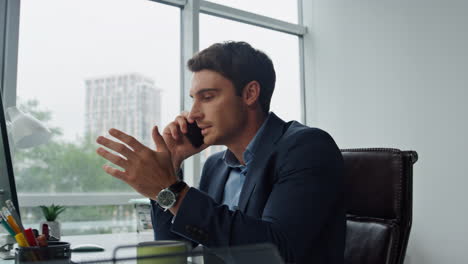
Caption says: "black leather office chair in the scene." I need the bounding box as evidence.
[341,148,418,264]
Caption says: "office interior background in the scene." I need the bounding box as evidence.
[0,0,467,263]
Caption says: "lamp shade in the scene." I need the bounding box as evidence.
[6,106,52,148]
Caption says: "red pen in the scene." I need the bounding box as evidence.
[24,228,38,246]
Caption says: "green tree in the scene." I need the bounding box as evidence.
[13,98,132,193]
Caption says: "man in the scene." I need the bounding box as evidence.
[96,41,345,264]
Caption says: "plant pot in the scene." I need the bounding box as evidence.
[39,221,61,240]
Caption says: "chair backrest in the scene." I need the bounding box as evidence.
[341,148,418,264]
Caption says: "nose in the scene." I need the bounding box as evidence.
[188,101,203,121]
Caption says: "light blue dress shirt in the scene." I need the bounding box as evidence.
[221,113,271,211]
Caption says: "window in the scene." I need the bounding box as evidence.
[14,0,180,235]
[3,0,307,234]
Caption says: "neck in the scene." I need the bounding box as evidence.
[226,111,267,165]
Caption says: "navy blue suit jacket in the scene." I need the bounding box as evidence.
[151,113,345,264]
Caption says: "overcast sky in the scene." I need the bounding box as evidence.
[16,0,300,142]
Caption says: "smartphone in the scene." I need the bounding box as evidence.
[185,121,204,148]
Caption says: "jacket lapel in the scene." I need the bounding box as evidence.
[237,113,286,212]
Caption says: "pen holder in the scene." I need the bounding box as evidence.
[15,241,71,264]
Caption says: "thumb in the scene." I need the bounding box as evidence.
[152,126,169,152]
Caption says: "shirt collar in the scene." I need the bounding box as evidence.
[223,113,272,168]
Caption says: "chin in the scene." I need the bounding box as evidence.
[202,135,214,145]
[204,133,220,146]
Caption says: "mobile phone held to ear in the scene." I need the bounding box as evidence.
[185,121,204,148]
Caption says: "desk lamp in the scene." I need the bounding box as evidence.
[6,106,52,149]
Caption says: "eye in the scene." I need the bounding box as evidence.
[202,95,214,101]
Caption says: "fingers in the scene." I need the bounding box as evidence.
[181,111,196,124]
[164,122,182,141]
[96,147,129,168]
[102,164,127,180]
[152,126,169,152]
[108,128,146,152]
[183,111,196,123]
[164,113,192,141]
[96,136,136,160]
[175,115,189,134]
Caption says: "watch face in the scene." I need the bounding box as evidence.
[156,189,176,208]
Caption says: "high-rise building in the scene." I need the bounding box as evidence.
[85,73,161,148]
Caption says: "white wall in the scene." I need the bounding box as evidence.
[303,1,468,263]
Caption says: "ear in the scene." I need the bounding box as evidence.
[242,81,261,107]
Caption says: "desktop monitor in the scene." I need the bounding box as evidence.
[0,92,20,219]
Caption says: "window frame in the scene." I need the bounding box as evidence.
[0,0,19,107]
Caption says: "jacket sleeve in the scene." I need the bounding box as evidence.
[169,129,345,263]
[150,170,199,248]
[150,156,219,247]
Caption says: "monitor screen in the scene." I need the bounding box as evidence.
[0,92,20,220]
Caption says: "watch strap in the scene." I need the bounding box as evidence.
[168,180,187,195]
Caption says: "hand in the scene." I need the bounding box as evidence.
[163,112,209,171]
[96,126,177,199]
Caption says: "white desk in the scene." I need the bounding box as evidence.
[0,232,155,263]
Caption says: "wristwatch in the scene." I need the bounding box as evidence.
[155,181,187,211]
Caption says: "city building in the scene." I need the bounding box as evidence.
[85,73,161,148]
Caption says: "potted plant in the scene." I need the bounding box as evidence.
[39,204,66,240]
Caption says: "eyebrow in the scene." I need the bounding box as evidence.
[190,88,220,98]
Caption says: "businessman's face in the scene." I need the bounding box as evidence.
[189,70,247,146]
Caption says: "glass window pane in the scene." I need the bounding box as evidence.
[208,0,298,23]
[21,205,137,235]
[198,14,301,176]
[15,0,180,235]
